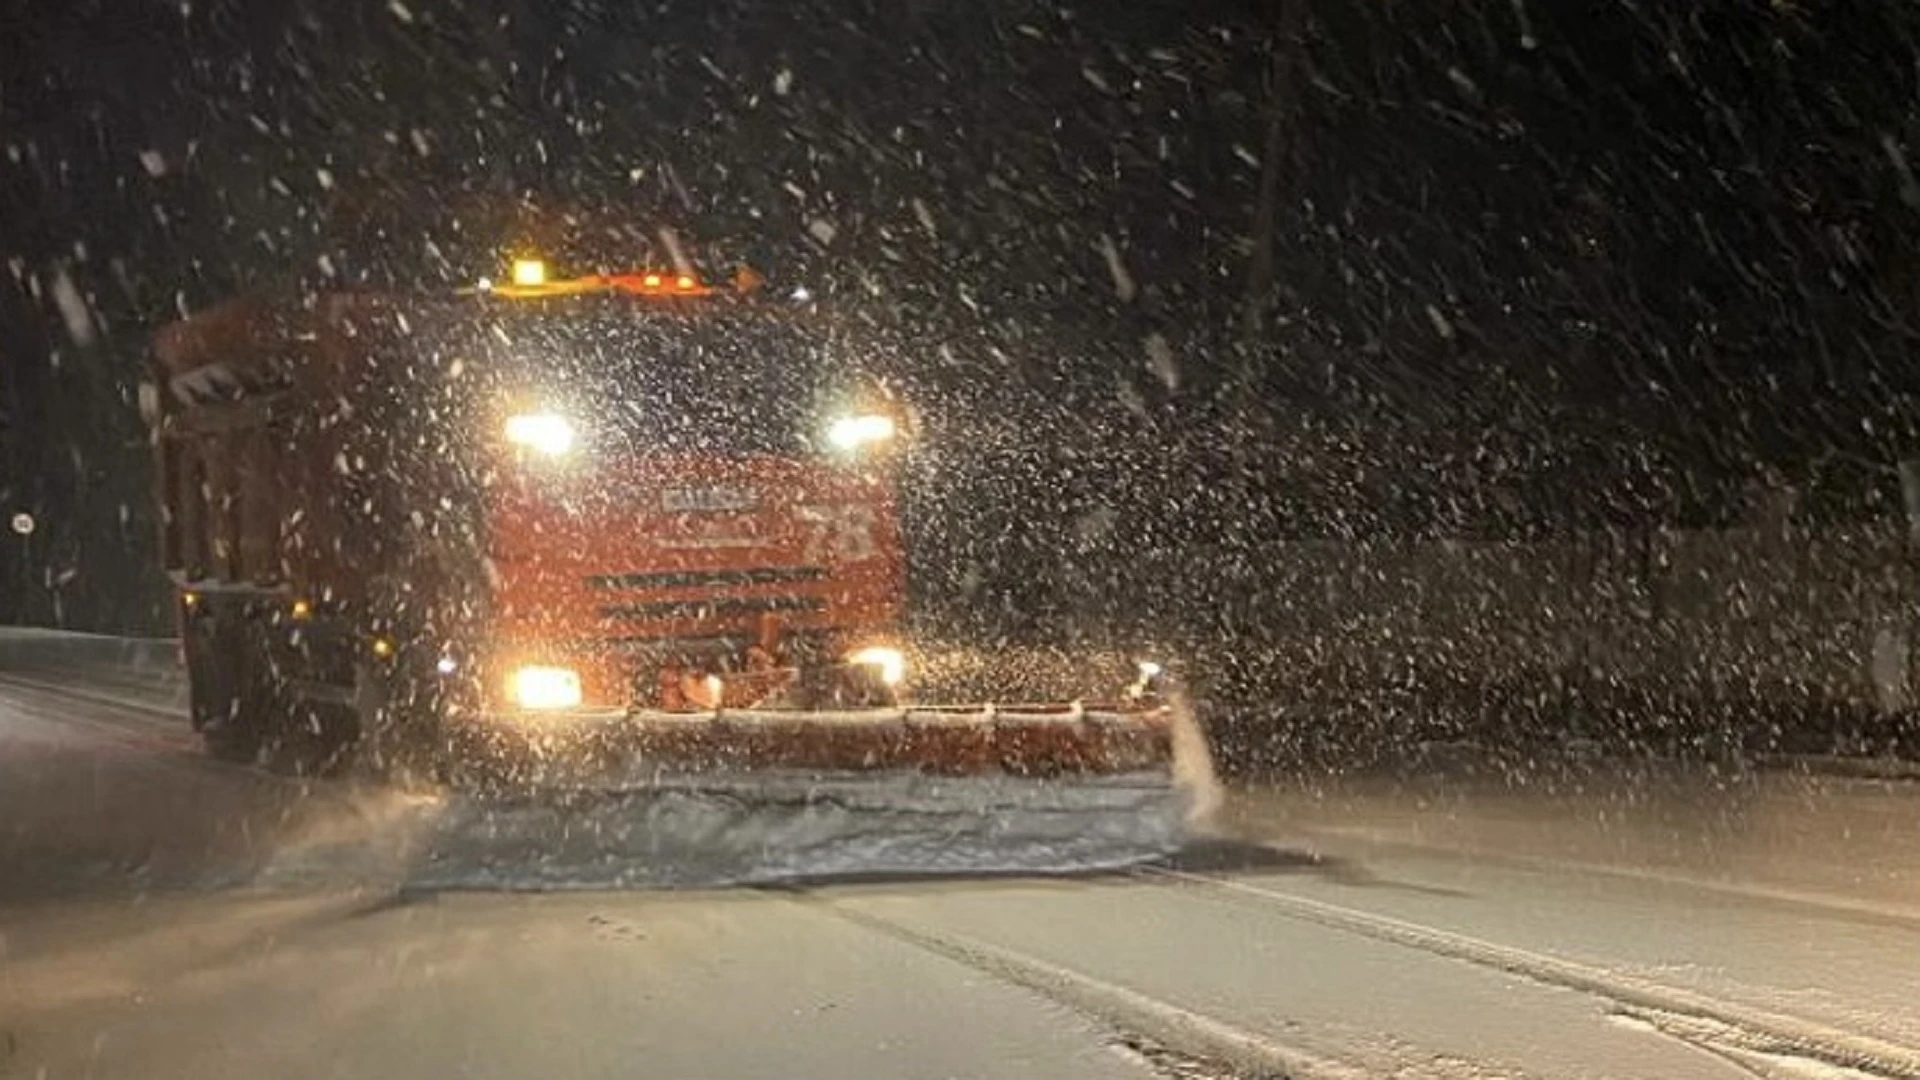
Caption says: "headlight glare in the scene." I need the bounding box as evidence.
[846,645,907,686]
[507,664,583,710]
[505,412,576,456]
[511,258,548,287]
[827,413,896,452]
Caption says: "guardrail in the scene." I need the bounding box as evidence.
[0,628,182,677]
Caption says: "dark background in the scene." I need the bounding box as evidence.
[7,0,1920,657]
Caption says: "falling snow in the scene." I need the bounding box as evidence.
[1097,233,1137,302]
[0,11,1918,1080]
[911,197,938,240]
[1144,333,1177,391]
[5,0,1920,916]
[47,266,95,347]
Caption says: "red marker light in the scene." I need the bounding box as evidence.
[642,273,663,289]
[676,274,697,290]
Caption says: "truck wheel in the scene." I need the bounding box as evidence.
[202,706,264,763]
[195,620,265,764]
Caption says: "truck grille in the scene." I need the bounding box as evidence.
[598,595,827,620]
[584,566,828,590]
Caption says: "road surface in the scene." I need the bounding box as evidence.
[3,646,1918,1079]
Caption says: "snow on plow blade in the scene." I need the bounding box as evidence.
[414,705,1197,888]
[449,704,1180,786]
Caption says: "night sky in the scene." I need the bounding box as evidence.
[6,0,1920,634]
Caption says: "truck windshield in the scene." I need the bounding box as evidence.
[487,304,839,456]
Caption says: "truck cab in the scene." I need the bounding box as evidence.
[152,266,909,769]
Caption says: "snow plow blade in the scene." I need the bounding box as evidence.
[412,704,1205,888]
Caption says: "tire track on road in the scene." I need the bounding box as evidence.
[802,893,1363,1080]
[1142,866,1920,1079]
[1278,823,1920,932]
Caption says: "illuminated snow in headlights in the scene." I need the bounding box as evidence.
[846,645,906,686]
[505,412,576,456]
[827,413,896,451]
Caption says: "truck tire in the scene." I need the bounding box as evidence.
[202,708,264,763]
[190,615,265,764]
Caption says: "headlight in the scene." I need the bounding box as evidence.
[506,664,583,710]
[827,413,896,452]
[846,645,906,686]
[505,412,576,456]
[510,258,548,287]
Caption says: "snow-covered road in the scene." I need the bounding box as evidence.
[4,657,1918,1079]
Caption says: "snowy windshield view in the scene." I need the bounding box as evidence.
[5,3,1920,1079]
[483,305,844,457]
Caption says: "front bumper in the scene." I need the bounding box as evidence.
[439,703,1177,794]
[484,628,899,712]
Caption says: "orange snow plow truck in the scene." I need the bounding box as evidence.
[149,259,1200,875]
